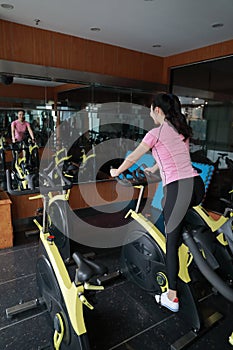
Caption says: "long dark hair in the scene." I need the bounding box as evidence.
[151,93,192,140]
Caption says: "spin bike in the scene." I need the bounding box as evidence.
[115,166,233,349]
[10,139,39,190]
[6,164,108,350]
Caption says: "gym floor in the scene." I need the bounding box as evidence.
[1,218,233,350]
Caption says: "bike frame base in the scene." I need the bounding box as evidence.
[170,311,222,350]
[6,297,45,319]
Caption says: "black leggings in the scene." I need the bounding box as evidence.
[162,176,205,290]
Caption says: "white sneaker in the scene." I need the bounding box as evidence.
[155,291,179,312]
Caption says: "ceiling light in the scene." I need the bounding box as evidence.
[212,23,224,28]
[1,3,14,9]
[90,27,101,31]
[34,19,40,26]
[152,44,161,48]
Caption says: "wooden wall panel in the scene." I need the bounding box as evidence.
[116,47,143,80]
[52,32,73,69]
[32,27,53,66]
[142,54,164,85]
[1,19,233,88]
[54,84,82,93]
[0,20,13,60]
[11,22,34,64]
[102,43,118,76]
[0,84,54,101]
[0,19,164,85]
[70,36,87,71]
[85,40,105,74]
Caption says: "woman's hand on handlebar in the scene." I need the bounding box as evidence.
[143,167,155,175]
[143,163,159,175]
[110,168,119,178]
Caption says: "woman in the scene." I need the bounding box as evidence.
[110,93,205,312]
[11,110,35,143]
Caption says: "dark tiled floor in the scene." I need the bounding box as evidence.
[1,236,233,350]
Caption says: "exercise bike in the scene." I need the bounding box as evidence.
[115,166,233,349]
[10,139,39,190]
[125,151,233,280]
[5,164,108,350]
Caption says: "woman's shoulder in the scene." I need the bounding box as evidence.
[148,126,161,135]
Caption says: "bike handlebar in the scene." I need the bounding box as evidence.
[113,165,161,187]
[183,230,233,303]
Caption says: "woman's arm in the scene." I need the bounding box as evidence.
[27,124,35,142]
[110,142,150,177]
[11,123,16,143]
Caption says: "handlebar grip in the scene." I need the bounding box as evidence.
[110,166,133,186]
[115,175,132,186]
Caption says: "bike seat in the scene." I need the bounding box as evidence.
[72,252,108,283]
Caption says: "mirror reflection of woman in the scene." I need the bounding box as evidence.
[11,110,35,143]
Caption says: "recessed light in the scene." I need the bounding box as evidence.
[1,3,14,9]
[212,23,224,28]
[152,44,161,48]
[90,27,101,32]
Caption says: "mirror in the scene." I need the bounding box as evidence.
[170,55,233,164]
[0,62,161,184]
[171,55,233,213]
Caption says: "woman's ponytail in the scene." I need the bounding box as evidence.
[151,93,192,141]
